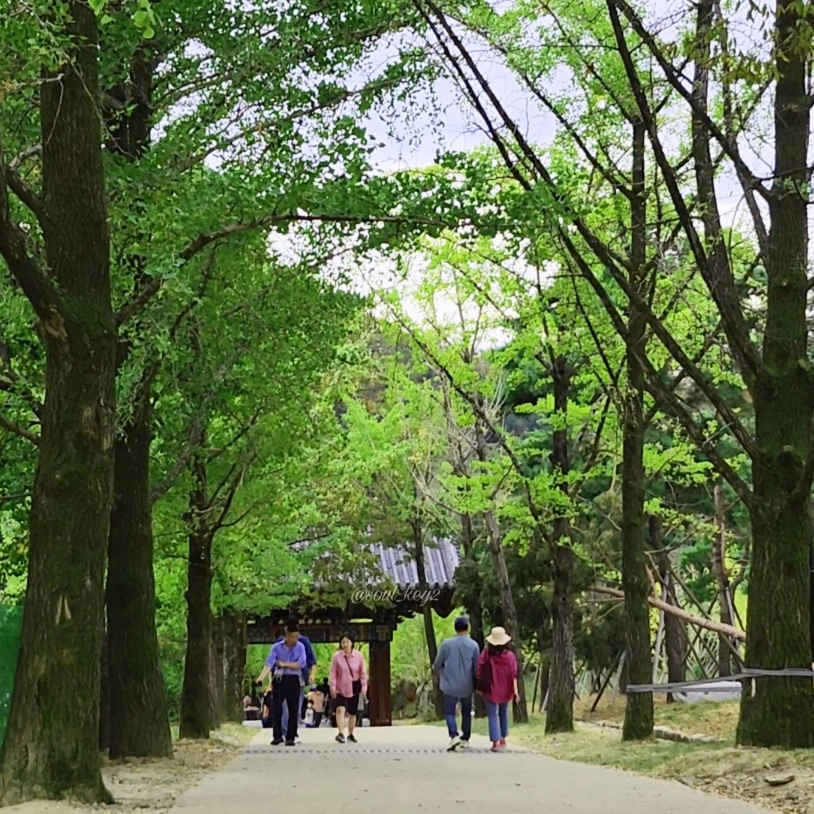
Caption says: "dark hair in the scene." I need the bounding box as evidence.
[285,615,299,629]
[286,623,300,634]
[339,633,355,649]
[487,643,506,655]
[454,616,469,632]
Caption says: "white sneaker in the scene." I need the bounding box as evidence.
[458,738,469,749]
[448,735,461,751]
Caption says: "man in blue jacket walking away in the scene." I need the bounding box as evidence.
[433,615,480,751]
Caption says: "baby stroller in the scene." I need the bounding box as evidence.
[261,688,274,729]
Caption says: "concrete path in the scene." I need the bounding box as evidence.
[170,725,772,814]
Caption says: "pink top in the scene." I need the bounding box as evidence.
[330,649,368,698]
[478,648,518,704]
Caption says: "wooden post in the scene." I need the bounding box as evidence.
[368,638,392,726]
[652,609,665,683]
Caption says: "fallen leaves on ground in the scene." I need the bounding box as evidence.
[2,724,254,814]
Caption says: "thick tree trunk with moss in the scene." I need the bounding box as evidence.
[545,356,575,733]
[621,120,653,741]
[106,399,172,758]
[179,456,215,740]
[739,493,814,746]
[734,0,814,749]
[0,3,116,804]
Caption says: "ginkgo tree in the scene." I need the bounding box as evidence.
[362,228,612,728]
[406,0,799,744]
[0,0,450,800]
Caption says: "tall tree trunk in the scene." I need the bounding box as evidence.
[810,531,814,665]
[621,120,653,741]
[460,512,486,718]
[0,2,116,803]
[99,629,111,752]
[412,516,444,719]
[440,381,486,716]
[106,398,172,758]
[222,612,247,723]
[422,605,443,718]
[545,356,575,733]
[179,455,214,739]
[712,481,733,677]
[539,650,552,712]
[210,616,225,730]
[648,515,686,702]
[474,418,528,723]
[103,50,170,760]
[736,0,814,749]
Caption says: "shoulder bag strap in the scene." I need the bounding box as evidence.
[344,652,357,680]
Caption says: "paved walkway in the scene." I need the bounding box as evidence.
[170,725,771,814]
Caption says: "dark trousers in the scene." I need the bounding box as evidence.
[444,693,473,740]
[273,676,301,741]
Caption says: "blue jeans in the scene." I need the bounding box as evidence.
[485,700,509,742]
[280,686,304,733]
[443,694,473,740]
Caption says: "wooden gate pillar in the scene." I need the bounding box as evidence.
[368,628,393,726]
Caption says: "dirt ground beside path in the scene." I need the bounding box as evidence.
[166,725,773,814]
[511,699,814,814]
[1,725,254,814]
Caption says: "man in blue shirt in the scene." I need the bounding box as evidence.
[256,623,307,745]
[433,615,480,751]
[258,616,317,739]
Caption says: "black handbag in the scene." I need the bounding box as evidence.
[477,652,492,694]
[345,653,363,696]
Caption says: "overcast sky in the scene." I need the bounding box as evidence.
[357,4,777,233]
[270,3,794,340]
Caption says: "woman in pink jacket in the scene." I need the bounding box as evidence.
[477,626,518,752]
[329,634,368,743]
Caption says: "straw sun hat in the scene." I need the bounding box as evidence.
[485,626,511,646]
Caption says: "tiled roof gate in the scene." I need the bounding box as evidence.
[247,536,460,727]
[371,537,459,590]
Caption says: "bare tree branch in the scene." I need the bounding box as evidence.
[4,167,46,224]
[0,134,60,322]
[0,412,39,445]
[606,1,763,391]
[211,459,253,534]
[608,0,771,205]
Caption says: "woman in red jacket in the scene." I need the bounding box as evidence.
[477,626,518,752]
